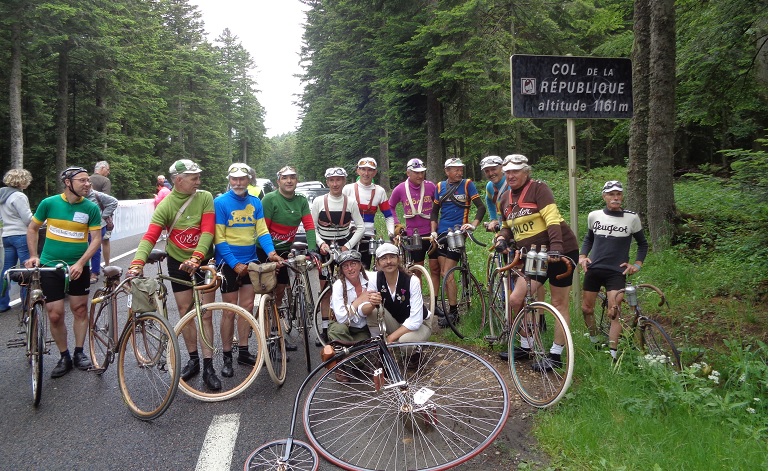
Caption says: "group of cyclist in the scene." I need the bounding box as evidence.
[13,149,646,388]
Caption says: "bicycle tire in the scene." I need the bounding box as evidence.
[175,302,265,402]
[485,271,509,344]
[440,266,486,339]
[117,312,180,420]
[244,439,319,471]
[407,264,435,316]
[508,301,574,408]
[89,287,115,371]
[31,303,45,407]
[639,318,682,370]
[296,288,313,373]
[312,285,332,346]
[304,342,509,471]
[258,294,286,385]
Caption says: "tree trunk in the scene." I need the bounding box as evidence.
[55,39,72,192]
[646,0,676,250]
[9,19,23,169]
[378,126,391,193]
[425,89,443,182]
[627,0,651,222]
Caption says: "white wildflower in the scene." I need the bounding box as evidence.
[747,407,756,414]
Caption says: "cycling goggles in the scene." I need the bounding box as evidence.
[357,158,377,169]
[325,167,348,178]
[480,156,503,170]
[602,180,623,193]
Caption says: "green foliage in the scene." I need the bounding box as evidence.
[536,335,767,470]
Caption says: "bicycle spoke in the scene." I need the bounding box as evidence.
[304,342,509,471]
[245,439,318,471]
[509,302,574,408]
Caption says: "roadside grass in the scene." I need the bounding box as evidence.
[376,165,767,469]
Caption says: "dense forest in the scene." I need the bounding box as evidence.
[0,0,766,244]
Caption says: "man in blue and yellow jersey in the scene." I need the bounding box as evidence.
[214,163,283,375]
[26,167,102,378]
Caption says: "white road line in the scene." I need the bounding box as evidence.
[196,413,241,471]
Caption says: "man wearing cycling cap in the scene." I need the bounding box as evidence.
[312,166,365,344]
[328,250,381,343]
[579,180,648,361]
[430,157,486,327]
[389,158,441,311]
[26,166,102,377]
[480,155,506,232]
[373,243,432,345]
[214,163,283,373]
[128,159,222,389]
[259,165,317,351]
[343,157,395,269]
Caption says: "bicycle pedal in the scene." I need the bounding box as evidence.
[484,335,498,343]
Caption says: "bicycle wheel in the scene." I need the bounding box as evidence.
[407,264,435,315]
[485,271,509,343]
[244,439,319,471]
[117,312,180,420]
[175,302,265,402]
[312,285,332,346]
[258,294,286,385]
[508,301,574,408]
[295,288,313,373]
[304,342,509,471]
[30,303,45,407]
[639,318,682,370]
[89,287,116,371]
[440,266,486,339]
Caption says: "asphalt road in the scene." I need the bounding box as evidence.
[0,234,517,470]
[0,234,334,471]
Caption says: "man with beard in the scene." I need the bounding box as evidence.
[214,163,282,373]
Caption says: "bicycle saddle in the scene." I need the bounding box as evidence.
[290,241,308,253]
[147,249,168,264]
[102,266,123,278]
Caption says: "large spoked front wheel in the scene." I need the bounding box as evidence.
[258,294,286,385]
[304,342,509,471]
[117,312,180,420]
[30,303,46,407]
[440,266,486,339]
[175,303,265,402]
[639,318,682,370]
[89,287,117,371]
[294,288,313,373]
[244,439,319,471]
[508,301,574,408]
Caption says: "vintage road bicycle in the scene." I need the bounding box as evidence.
[4,263,67,407]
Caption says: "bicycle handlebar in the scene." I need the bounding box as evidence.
[492,248,574,280]
[195,264,221,293]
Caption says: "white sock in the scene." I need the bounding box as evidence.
[520,337,532,349]
[322,320,329,329]
[610,348,617,359]
[550,343,564,355]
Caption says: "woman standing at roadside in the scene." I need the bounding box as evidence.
[0,169,34,313]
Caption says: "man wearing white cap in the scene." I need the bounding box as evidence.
[312,167,365,344]
[259,165,317,348]
[579,180,648,360]
[342,157,395,269]
[479,155,506,232]
[128,159,221,389]
[389,158,441,310]
[429,157,486,326]
[494,154,579,370]
[374,243,432,344]
[214,163,283,373]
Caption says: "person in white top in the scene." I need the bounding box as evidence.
[373,243,432,344]
[342,157,395,269]
[328,250,381,344]
[312,167,365,344]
